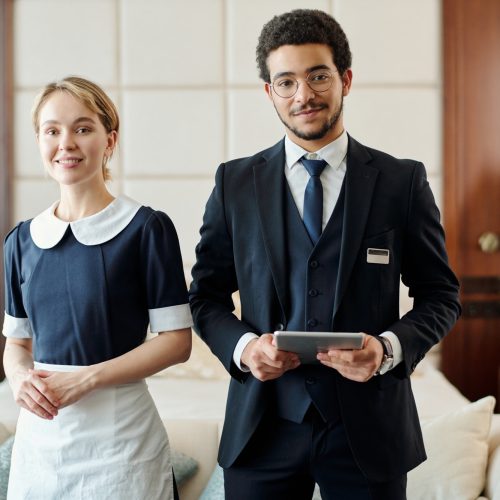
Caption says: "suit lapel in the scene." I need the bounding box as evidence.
[334,136,379,319]
[253,140,289,320]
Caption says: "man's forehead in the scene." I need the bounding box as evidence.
[267,44,335,73]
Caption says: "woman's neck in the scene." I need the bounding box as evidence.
[56,183,115,222]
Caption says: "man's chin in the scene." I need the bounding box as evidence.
[288,125,331,142]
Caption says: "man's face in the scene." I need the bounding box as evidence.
[265,43,352,150]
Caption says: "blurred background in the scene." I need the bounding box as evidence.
[4,0,444,268]
[0,0,499,408]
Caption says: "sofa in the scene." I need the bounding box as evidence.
[0,335,499,500]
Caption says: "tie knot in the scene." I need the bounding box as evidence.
[301,157,327,177]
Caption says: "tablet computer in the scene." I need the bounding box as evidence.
[274,331,364,364]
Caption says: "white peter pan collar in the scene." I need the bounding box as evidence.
[30,195,142,249]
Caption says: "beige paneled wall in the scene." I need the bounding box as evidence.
[13,0,442,274]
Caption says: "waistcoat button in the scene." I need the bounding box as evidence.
[308,289,318,297]
[309,260,319,268]
[307,318,318,327]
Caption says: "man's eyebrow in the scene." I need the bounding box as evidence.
[272,65,333,80]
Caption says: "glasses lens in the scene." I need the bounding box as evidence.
[272,71,334,98]
[307,70,333,92]
[272,77,298,98]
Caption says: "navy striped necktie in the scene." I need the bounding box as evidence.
[301,156,327,244]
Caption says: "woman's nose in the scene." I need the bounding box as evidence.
[58,132,76,150]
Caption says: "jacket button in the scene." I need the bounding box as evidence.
[309,260,319,268]
[274,323,284,331]
[307,318,318,327]
[306,377,316,385]
[308,289,318,297]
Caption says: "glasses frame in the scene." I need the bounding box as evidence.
[270,69,339,99]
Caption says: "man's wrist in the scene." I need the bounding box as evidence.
[373,335,394,375]
[233,332,259,372]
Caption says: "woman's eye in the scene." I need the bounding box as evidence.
[45,129,57,136]
[76,127,90,134]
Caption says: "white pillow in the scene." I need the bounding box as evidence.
[408,396,496,500]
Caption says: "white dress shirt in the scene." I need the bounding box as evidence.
[233,131,402,373]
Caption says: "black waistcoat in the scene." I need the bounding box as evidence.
[273,180,346,423]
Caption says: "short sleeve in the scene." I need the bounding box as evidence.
[3,224,33,338]
[141,211,193,333]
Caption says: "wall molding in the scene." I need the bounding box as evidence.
[0,0,14,379]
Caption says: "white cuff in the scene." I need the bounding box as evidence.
[149,304,193,333]
[380,331,403,373]
[233,332,259,372]
[3,313,33,338]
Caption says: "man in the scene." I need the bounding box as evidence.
[189,9,460,500]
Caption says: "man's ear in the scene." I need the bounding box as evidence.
[342,69,353,97]
[264,82,273,101]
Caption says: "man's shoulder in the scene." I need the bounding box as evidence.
[348,135,426,184]
[224,139,284,170]
[349,135,422,170]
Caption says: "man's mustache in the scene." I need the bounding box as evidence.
[290,103,328,115]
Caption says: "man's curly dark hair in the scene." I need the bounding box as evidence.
[256,9,352,83]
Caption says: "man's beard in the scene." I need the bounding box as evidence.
[274,97,343,141]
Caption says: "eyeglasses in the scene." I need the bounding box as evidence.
[271,69,338,98]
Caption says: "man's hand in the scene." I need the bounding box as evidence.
[241,334,300,381]
[316,334,383,382]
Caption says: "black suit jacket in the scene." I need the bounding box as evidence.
[189,136,460,481]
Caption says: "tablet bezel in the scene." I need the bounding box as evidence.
[274,330,364,364]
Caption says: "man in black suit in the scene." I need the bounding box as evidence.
[189,9,460,500]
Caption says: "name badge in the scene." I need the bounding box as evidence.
[367,248,390,265]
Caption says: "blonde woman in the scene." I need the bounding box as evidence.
[3,76,192,499]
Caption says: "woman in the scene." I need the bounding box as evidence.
[3,76,192,499]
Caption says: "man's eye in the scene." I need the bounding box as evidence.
[276,79,295,88]
[310,73,330,82]
[45,129,57,136]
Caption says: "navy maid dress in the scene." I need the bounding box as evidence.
[3,195,193,364]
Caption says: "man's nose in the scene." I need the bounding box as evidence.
[294,80,316,103]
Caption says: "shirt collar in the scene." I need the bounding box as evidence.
[30,195,142,249]
[284,129,348,171]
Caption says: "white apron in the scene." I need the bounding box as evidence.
[7,363,173,500]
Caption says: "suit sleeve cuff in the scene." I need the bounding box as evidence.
[233,332,259,372]
[380,331,403,373]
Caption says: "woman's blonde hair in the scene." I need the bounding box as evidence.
[32,76,119,181]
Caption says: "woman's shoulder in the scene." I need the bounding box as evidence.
[133,204,176,230]
[4,219,32,246]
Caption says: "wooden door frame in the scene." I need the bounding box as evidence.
[442,0,462,270]
[0,0,14,380]
[441,0,500,409]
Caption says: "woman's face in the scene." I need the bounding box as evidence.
[37,91,116,188]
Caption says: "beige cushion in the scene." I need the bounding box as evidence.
[164,419,221,500]
[408,396,496,500]
[0,423,11,445]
